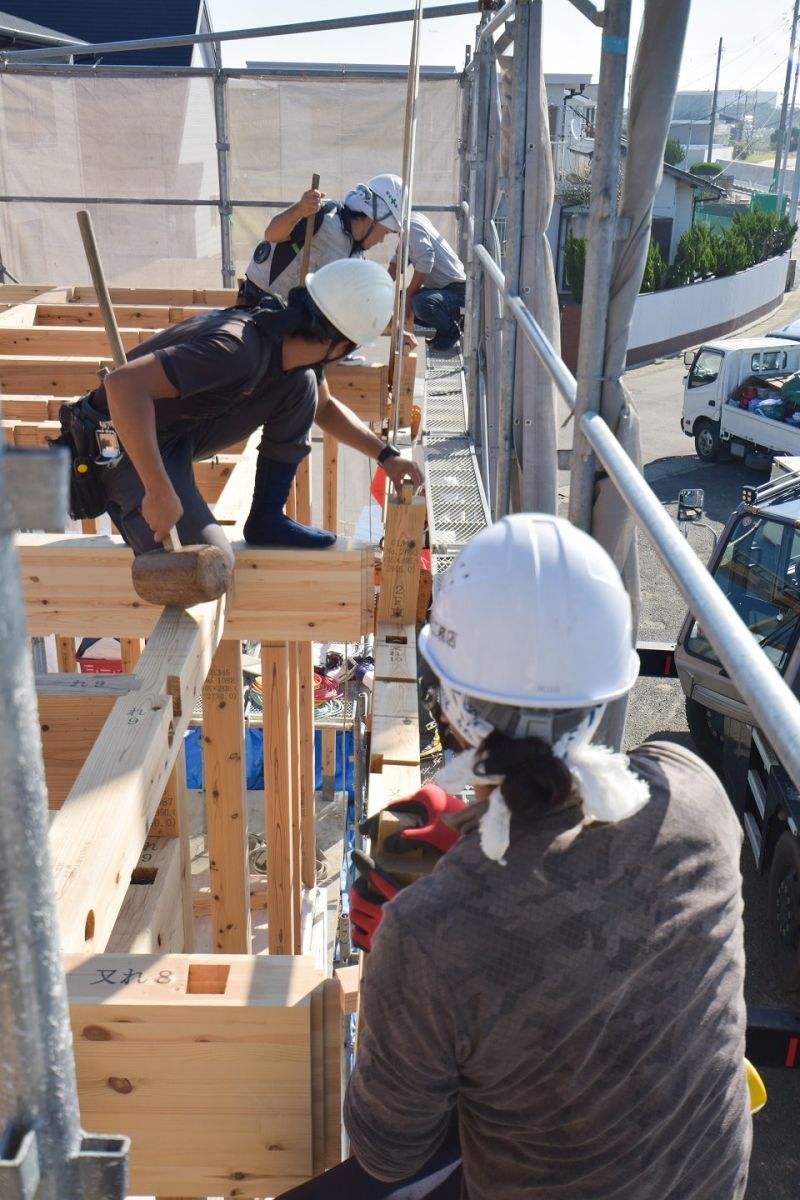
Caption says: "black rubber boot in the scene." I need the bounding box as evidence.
[243,457,336,549]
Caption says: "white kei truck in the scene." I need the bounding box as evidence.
[681,337,800,465]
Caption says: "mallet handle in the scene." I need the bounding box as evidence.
[300,173,321,281]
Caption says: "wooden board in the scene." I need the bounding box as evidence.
[261,642,296,956]
[71,285,237,306]
[376,490,426,625]
[369,680,421,767]
[66,952,325,1198]
[37,692,115,808]
[35,303,204,329]
[325,361,387,423]
[0,356,111,396]
[17,535,372,642]
[0,325,144,356]
[374,623,418,682]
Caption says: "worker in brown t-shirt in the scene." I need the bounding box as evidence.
[345,514,751,1200]
[76,259,421,564]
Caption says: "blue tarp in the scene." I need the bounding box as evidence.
[183,727,353,798]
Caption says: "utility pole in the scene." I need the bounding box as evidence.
[706,37,723,163]
[778,55,800,204]
[773,0,800,188]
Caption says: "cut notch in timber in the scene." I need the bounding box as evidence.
[186,963,231,994]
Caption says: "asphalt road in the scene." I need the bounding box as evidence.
[621,287,800,1199]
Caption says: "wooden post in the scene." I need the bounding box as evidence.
[322,432,338,536]
[321,726,336,803]
[289,642,303,952]
[55,636,76,672]
[299,642,316,889]
[261,641,296,955]
[296,456,312,525]
[376,483,426,626]
[202,639,251,954]
[120,637,143,672]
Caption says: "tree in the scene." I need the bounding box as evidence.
[564,233,587,304]
[689,161,723,178]
[770,126,800,152]
[668,223,718,286]
[641,238,667,292]
[664,136,685,167]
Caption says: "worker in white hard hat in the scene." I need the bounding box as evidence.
[238,173,404,307]
[344,513,751,1199]
[56,259,422,564]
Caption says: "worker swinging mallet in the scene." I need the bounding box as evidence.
[76,210,232,608]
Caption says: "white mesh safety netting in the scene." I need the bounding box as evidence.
[0,71,462,288]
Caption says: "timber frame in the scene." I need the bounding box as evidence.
[2,285,425,1197]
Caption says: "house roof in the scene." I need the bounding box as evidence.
[0,9,85,48]
[0,2,207,66]
[662,160,724,199]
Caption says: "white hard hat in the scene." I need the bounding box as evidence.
[366,174,404,231]
[306,258,395,346]
[418,514,640,709]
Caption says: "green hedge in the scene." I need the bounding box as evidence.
[689,161,723,177]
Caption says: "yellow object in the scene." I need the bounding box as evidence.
[745,1058,767,1113]
[76,462,89,474]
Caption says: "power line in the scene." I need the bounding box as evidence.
[679,18,791,91]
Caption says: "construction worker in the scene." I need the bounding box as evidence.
[345,514,751,1199]
[238,174,404,307]
[389,209,466,351]
[63,259,422,561]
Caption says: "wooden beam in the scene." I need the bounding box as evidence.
[119,637,143,673]
[106,836,184,955]
[0,356,111,396]
[35,303,198,329]
[261,642,296,956]
[66,952,323,1198]
[289,643,303,951]
[37,692,115,809]
[35,672,140,697]
[374,622,418,682]
[149,746,194,952]
[71,285,237,305]
[375,486,426,625]
[202,639,251,954]
[370,680,421,767]
[18,534,371,641]
[49,598,226,953]
[0,325,142,356]
[55,635,77,672]
[299,642,316,889]
[325,361,387,423]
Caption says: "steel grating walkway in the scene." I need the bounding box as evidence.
[421,344,490,586]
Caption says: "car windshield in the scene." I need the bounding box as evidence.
[689,348,723,388]
[686,514,800,675]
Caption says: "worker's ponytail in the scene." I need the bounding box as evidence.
[475,730,576,816]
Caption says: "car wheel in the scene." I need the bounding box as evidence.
[685,697,724,771]
[769,830,800,997]
[694,420,720,463]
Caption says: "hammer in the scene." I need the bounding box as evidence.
[76,210,232,607]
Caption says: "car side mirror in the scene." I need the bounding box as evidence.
[683,350,695,369]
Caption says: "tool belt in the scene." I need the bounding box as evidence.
[49,393,115,521]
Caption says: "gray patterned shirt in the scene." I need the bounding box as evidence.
[345,741,751,1199]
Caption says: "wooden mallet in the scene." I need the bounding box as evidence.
[76,210,233,607]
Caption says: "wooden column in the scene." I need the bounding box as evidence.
[296,456,312,524]
[55,636,76,672]
[289,642,303,952]
[120,637,143,672]
[202,639,251,954]
[261,641,296,954]
[376,484,426,625]
[321,726,336,803]
[299,642,316,888]
[148,745,194,952]
[323,432,338,536]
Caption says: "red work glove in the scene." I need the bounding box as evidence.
[379,784,468,854]
[348,849,401,953]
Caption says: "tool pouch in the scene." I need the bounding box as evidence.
[48,394,109,521]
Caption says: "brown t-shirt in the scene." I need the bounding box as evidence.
[93,308,284,433]
[345,742,751,1199]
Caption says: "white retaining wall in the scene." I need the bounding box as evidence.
[628,254,789,360]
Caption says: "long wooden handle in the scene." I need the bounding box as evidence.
[300,172,321,281]
[76,210,127,368]
[165,526,181,553]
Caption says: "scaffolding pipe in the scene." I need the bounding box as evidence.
[466,41,494,463]
[213,55,235,287]
[495,0,530,517]
[0,442,81,1196]
[566,0,632,534]
[475,0,517,48]
[388,0,424,445]
[0,4,481,62]
[471,229,800,796]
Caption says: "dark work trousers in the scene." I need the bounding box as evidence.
[276,1135,462,1199]
[100,366,318,554]
[411,282,465,340]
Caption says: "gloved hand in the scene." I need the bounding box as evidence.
[349,849,401,953]
[364,784,468,854]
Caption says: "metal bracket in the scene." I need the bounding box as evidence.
[72,1134,130,1199]
[0,1129,40,1200]
[1,446,69,533]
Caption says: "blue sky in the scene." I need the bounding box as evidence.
[206,1,794,101]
